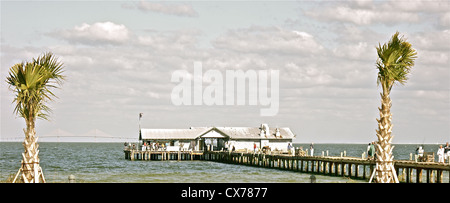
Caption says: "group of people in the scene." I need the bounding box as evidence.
[437,142,450,163]
[141,142,168,151]
[291,143,315,156]
[224,141,235,152]
[367,141,450,164]
[416,142,450,163]
[414,143,450,163]
[288,143,314,156]
[124,142,169,151]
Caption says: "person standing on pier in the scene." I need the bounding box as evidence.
[310,143,314,156]
[368,142,375,160]
[444,142,450,163]
[437,145,445,163]
[416,146,424,162]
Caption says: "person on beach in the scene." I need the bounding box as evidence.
[437,145,445,163]
[310,143,314,156]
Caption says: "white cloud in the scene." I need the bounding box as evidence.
[212,26,324,55]
[411,30,450,52]
[440,12,450,27]
[303,0,450,26]
[332,41,377,61]
[305,4,419,25]
[417,50,449,65]
[137,29,200,51]
[411,30,450,67]
[386,0,449,13]
[55,22,130,45]
[284,63,334,87]
[146,91,161,99]
[136,1,198,17]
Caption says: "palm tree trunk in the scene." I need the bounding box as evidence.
[373,84,399,183]
[12,120,45,183]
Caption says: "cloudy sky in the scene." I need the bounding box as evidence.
[1,0,449,143]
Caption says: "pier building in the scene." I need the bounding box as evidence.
[138,123,296,152]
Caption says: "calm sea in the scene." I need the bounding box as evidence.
[0,142,445,183]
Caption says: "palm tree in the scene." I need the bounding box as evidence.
[6,52,65,183]
[371,32,417,183]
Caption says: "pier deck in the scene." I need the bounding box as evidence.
[124,149,450,183]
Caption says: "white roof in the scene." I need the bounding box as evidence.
[140,128,209,140]
[140,126,295,140]
[216,127,295,139]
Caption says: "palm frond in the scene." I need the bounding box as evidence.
[33,52,65,85]
[375,31,417,92]
[5,52,65,122]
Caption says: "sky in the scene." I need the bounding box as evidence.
[1,0,449,143]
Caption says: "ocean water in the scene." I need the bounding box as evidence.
[0,142,445,183]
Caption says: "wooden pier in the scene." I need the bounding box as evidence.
[204,151,450,183]
[124,149,450,183]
